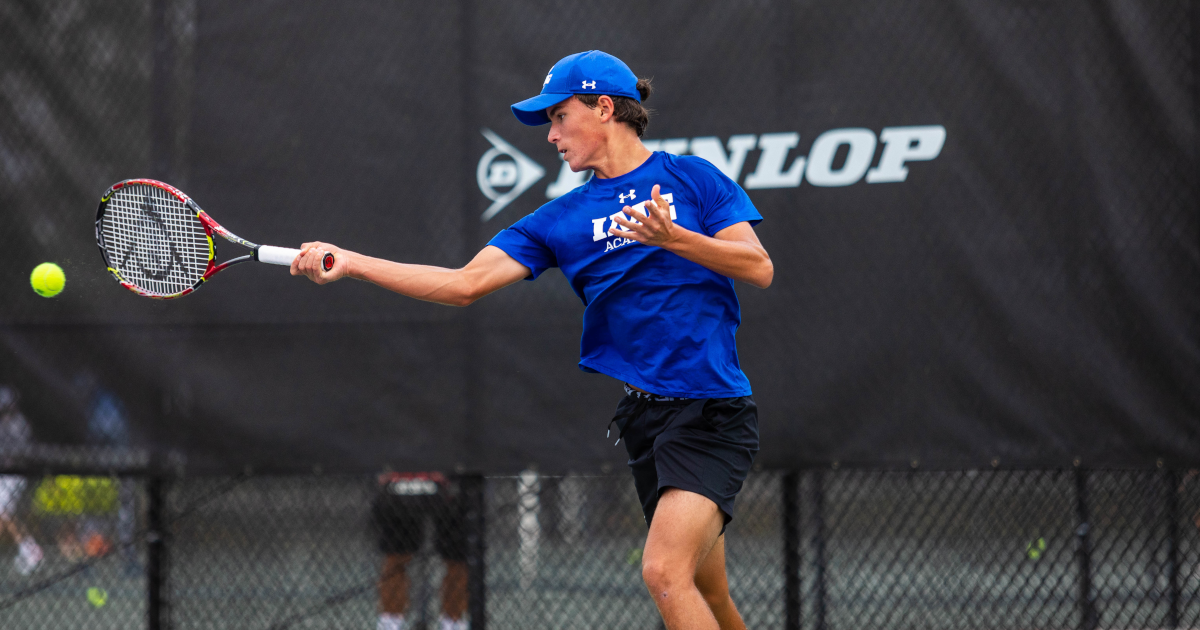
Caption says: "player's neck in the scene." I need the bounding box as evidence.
[589,133,653,180]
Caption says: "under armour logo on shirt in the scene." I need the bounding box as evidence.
[618,189,636,204]
[582,80,596,89]
[544,73,553,86]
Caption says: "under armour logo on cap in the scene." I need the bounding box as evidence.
[582,80,596,89]
[544,73,552,86]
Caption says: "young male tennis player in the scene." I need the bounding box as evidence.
[293,50,771,630]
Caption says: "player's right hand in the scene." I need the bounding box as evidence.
[292,241,350,285]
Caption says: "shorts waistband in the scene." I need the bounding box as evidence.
[623,384,693,403]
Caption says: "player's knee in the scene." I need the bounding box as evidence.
[641,557,687,595]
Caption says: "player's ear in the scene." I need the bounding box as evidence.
[597,95,615,121]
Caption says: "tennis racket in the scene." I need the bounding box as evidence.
[95,179,333,299]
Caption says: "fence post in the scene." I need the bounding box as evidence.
[462,473,487,630]
[1165,469,1180,629]
[783,471,801,630]
[1074,469,1097,630]
[813,470,827,630]
[147,475,168,630]
[150,0,174,181]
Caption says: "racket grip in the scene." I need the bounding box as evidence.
[255,246,302,266]
[256,246,335,271]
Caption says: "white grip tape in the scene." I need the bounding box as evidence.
[256,245,301,266]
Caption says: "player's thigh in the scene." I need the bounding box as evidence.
[643,488,724,579]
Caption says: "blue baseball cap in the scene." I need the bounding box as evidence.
[511,51,640,126]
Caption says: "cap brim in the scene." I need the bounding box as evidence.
[511,93,572,126]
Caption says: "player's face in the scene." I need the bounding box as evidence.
[546,97,607,172]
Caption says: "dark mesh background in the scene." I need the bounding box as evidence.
[1,1,1198,470]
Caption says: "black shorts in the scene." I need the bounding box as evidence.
[371,476,467,562]
[611,390,759,531]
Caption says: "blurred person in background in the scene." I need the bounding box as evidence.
[82,375,136,569]
[373,471,468,630]
[53,374,136,568]
[0,386,43,575]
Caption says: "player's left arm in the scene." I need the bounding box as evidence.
[609,184,773,288]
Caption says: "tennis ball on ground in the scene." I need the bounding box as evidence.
[1026,537,1046,560]
[87,587,108,607]
[30,262,65,298]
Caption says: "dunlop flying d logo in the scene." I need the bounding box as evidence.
[477,129,546,221]
[120,194,184,280]
[476,125,946,221]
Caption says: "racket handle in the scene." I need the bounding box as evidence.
[256,246,337,271]
[255,246,301,266]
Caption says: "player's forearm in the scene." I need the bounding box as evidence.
[346,252,476,306]
[661,229,774,288]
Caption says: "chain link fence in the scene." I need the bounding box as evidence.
[0,466,1196,629]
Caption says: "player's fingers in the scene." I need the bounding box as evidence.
[312,249,327,283]
[610,213,644,234]
[608,224,647,243]
[300,248,323,281]
[625,205,658,228]
[643,199,669,226]
[649,185,669,218]
[608,225,646,242]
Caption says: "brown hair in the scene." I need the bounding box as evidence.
[574,78,654,137]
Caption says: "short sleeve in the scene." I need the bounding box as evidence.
[486,207,560,280]
[677,155,763,236]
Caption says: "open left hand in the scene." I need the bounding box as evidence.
[609,184,680,247]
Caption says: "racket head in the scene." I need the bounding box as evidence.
[95,179,215,299]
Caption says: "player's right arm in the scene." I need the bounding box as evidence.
[291,244,530,307]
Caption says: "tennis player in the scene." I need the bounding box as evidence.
[294,50,771,630]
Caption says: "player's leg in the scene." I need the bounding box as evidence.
[434,485,469,629]
[693,534,747,630]
[380,553,413,618]
[617,392,758,629]
[373,487,423,630]
[641,488,724,630]
[0,476,41,575]
[0,476,24,542]
[440,560,468,627]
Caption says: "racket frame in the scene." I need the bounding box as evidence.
[96,179,263,299]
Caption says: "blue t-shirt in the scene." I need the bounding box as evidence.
[487,151,763,398]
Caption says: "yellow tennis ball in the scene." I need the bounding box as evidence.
[87,586,108,607]
[1027,537,1046,560]
[30,262,65,298]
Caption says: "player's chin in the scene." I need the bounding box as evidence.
[563,153,585,172]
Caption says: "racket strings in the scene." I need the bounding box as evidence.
[101,184,210,296]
